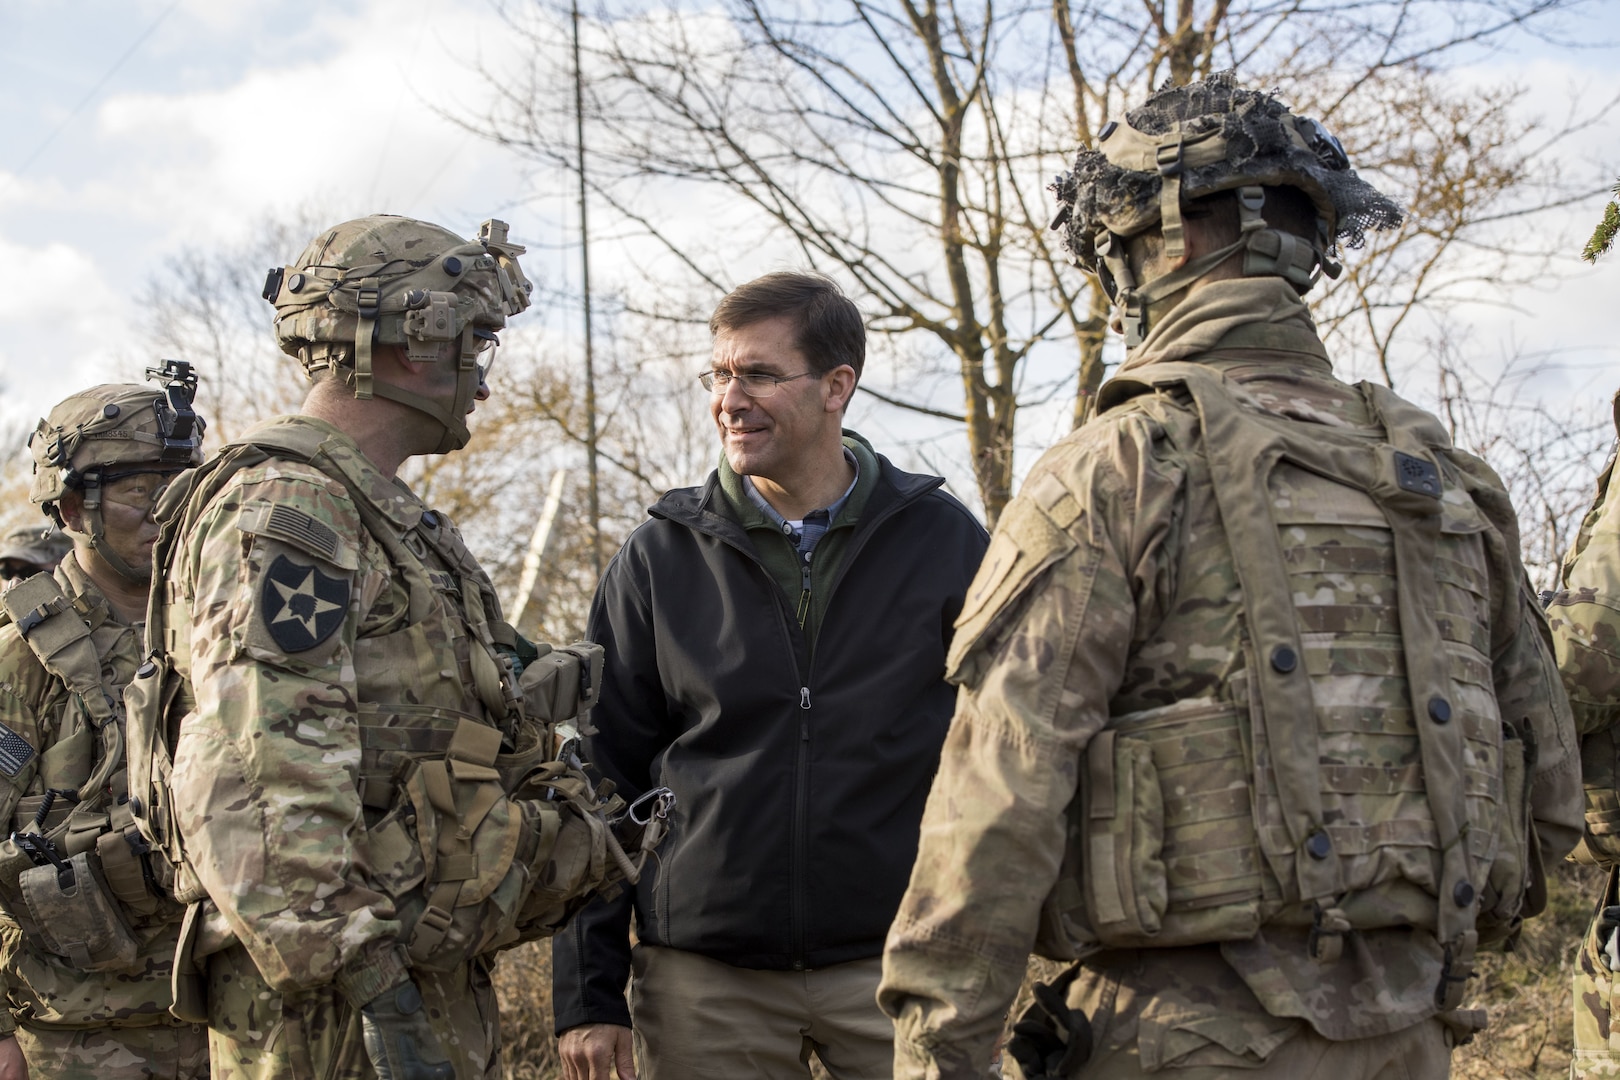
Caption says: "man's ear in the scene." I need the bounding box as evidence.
[823,365,857,414]
[57,492,84,533]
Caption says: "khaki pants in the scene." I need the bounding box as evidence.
[630,944,893,1079]
[1062,948,1457,1080]
[18,1021,209,1080]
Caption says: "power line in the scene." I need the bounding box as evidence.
[1,0,181,193]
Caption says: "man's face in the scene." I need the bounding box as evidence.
[63,462,176,579]
[709,315,837,483]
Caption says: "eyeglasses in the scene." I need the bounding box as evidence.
[97,468,184,513]
[698,370,818,397]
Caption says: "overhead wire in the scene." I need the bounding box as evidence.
[0,0,182,195]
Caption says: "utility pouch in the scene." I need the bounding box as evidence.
[517,643,604,725]
[19,849,139,972]
[399,718,526,971]
[1076,700,1263,949]
[169,899,209,1024]
[1480,723,1538,944]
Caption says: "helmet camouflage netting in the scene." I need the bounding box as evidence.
[1050,71,1403,275]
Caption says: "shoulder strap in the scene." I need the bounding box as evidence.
[1,572,123,804]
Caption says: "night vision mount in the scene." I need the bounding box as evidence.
[144,359,205,465]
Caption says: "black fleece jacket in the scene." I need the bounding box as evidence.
[552,441,988,1033]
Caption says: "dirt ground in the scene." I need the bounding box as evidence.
[493,860,1607,1079]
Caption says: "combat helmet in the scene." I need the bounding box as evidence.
[1049,72,1403,345]
[28,362,206,583]
[263,215,533,454]
[0,524,71,578]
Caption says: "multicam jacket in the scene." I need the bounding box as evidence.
[1548,391,1620,1079]
[1550,391,1620,837]
[879,277,1581,1078]
[0,552,183,1032]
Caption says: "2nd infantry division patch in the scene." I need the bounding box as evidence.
[261,554,349,653]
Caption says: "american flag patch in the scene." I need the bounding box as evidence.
[0,723,36,778]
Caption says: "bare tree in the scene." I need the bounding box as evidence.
[460,0,1604,525]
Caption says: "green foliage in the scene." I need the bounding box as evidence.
[1582,179,1620,263]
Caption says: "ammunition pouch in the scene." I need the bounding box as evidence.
[18,849,138,972]
[0,798,172,973]
[363,713,663,972]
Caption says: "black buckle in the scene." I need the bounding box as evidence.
[356,284,380,320]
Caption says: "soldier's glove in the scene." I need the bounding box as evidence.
[359,981,454,1080]
[1006,978,1091,1079]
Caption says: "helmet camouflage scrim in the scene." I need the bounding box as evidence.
[1049,72,1403,345]
[263,214,534,454]
[28,364,206,582]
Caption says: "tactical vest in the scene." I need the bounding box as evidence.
[1032,364,1540,1012]
[123,423,664,1000]
[0,569,174,974]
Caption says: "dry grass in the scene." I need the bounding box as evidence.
[493,863,1606,1078]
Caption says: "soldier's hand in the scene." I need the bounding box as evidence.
[559,1022,636,1080]
[0,1034,27,1080]
[359,981,454,1080]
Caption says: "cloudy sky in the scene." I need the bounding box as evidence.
[2,0,1619,474]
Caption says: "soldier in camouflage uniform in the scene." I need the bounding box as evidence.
[1548,392,1620,1080]
[878,72,1583,1080]
[0,376,208,1079]
[124,216,663,1080]
[0,526,71,593]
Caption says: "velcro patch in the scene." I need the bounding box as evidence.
[238,503,358,569]
[0,722,36,777]
[261,554,350,653]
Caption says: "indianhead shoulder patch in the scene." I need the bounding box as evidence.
[261,554,349,653]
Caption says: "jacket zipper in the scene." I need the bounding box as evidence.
[792,685,811,968]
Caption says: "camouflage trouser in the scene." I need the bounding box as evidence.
[1042,946,1461,1080]
[203,942,501,1080]
[1573,868,1620,1080]
[16,1020,209,1079]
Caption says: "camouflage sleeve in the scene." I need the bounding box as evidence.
[170,465,406,1000]
[1549,426,1620,863]
[879,416,1179,1079]
[1551,450,1620,736]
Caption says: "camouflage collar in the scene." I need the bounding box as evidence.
[237,415,426,534]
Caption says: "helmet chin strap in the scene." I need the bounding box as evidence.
[1100,186,1340,347]
[76,481,149,585]
[364,329,482,454]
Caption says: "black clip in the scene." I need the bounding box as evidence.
[261,266,285,303]
[12,831,74,890]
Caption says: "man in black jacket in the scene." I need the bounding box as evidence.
[554,272,989,1080]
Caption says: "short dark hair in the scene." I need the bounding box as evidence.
[709,271,865,380]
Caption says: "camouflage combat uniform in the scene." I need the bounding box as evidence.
[0,551,207,1078]
[878,277,1583,1079]
[1549,391,1620,1080]
[148,414,621,1080]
